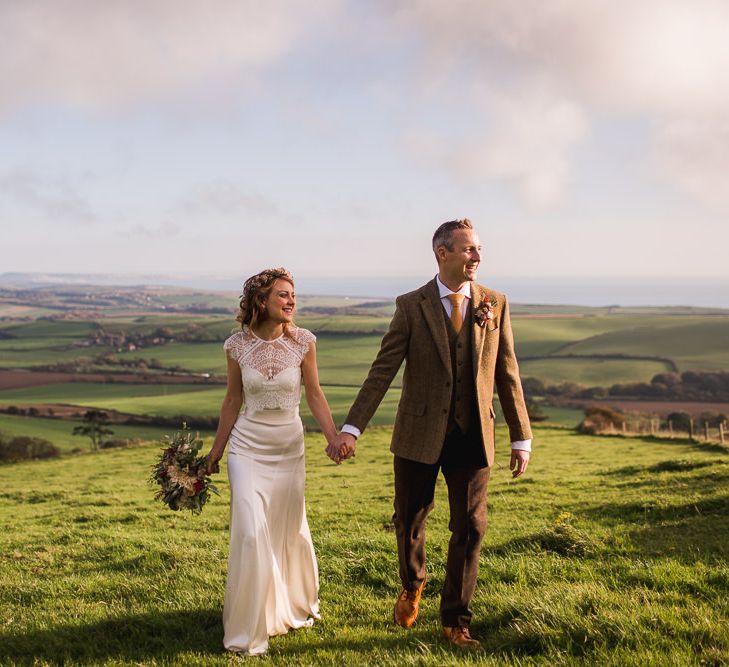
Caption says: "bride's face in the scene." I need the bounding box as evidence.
[264,279,296,324]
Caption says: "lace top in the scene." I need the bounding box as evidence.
[224,326,316,412]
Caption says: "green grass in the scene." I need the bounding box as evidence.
[314,335,402,386]
[296,315,394,333]
[111,342,227,373]
[0,414,180,453]
[520,358,674,387]
[561,318,729,371]
[0,320,99,338]
[0,426,727,665]
[0,383,403,429]
[510,315,642,357]
[108,334,400,384]
[0,348,107,369]
[0,382,212,405]
[528,405,585,428]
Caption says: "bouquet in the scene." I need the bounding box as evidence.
[150,425,218,513]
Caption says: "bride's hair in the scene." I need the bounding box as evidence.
[236,267,295,337]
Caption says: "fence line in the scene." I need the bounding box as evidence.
[600,418,728,445]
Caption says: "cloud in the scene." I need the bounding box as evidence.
[0,1,335,113]
[397,0,729,114]
[410,86,587,209]
[472,93,586,209]
[173,181,280,222]
[129,220,182,239]
[0,168,96,224]
[654,118,729,208]
[393,0,729,209]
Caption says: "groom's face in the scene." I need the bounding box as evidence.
[441,229,481,284]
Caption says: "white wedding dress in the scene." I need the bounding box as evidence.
[222,326,320,656]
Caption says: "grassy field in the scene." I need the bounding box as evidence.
[0,383,403,430]
[510,315,642,357]
[3,311,729,385]
[0,382,212,404]
[519,358,674,387]
[0,347,109,369]
[560,319,729,371]
[106,333,404,384]
[0,414,178,453]
[0,425,727,665]
[2,306,729,446]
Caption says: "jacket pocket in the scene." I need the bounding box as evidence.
[399,401,426,416]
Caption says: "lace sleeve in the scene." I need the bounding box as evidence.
[296,327,316,355]
[223,332,244,362]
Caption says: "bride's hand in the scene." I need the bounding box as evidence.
[205,447,223,475]
[325,433,343,464]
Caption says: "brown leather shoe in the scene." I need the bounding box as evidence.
[393,579,426,628]
[442,626,481,649]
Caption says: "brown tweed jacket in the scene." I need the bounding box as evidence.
[345,278,532,466]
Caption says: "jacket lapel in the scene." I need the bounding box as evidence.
[471,283,487,373]
[420,279,451,373]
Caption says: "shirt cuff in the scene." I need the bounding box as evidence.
[510,439,532,452]
[341,424,361,438]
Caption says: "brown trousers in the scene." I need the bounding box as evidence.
[393,426,490,628]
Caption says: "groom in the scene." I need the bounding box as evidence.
[328,219,532,648]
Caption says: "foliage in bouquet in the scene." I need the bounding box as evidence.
[150,425,218,513]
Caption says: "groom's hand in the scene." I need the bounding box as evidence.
[338,433,356,461]
[326,433,356,464]
[510,449,530,478]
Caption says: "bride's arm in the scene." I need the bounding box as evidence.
[206,356,243,473]
[301,343,337,446]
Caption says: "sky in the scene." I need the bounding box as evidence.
[1,1,728,289]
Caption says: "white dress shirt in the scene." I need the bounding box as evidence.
[343,275,532,453]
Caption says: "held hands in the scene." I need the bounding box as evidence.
[325,432,356,464]
[510,449,530,478]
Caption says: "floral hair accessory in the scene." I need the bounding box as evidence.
[474,296,497,328]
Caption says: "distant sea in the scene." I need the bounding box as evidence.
[160,275,729,309]
[2,273,728,309]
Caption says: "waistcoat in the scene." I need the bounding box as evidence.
[442,299,477,434]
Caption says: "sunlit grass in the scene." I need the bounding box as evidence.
[1,426,727,665]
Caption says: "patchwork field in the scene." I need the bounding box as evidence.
[2,295,729,447]
[559,318,729,371]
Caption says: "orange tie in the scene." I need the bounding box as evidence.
[447,294,465,334]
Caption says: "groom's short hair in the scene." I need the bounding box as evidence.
[432,219,473,254]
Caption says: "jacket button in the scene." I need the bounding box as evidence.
[457,343,463,349]
[445,382,451,387]
[443,408,448,414]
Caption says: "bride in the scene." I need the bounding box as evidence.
[205,267,337,656]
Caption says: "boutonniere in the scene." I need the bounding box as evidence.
[474,296,497,328]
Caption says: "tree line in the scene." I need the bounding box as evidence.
[523,370,729,402]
